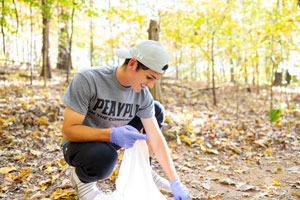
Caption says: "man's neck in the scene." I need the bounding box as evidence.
[116,66,130,87]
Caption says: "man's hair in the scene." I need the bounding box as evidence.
[123,58,168,72]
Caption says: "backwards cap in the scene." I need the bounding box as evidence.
[115,40,169,73]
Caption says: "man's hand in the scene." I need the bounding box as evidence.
[110,125,147,149]
[170,178,189,200]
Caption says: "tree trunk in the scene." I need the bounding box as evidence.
[67,1,75,83]
[1,0,6,56]
[286,70,291,84]
[273,71,282,86]
[90,9,94,67]
[210,15,225,106]
[255,51,259,94]
[56,6,69,71]
[147,20,162,102]
[40,0,51,81]
[211,34,217,106]
[252,63,255,87]
[206,39,210,86]
[174,42,179,79]
[243,56,248,84]
[30,2,33,85]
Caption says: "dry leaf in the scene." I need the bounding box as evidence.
[271,179,281,186]
[205,166,216,172]
[201,181,211,190]
[236,183,259,191]
[287,166,299,172]
[0,166,16,174]
[219,178,236,185]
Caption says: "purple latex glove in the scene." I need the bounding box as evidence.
[170,178,189,200]
[110,125,147,149]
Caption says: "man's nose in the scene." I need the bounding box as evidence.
[147,80,155,88]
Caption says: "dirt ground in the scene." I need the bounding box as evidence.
[0,71,300,199]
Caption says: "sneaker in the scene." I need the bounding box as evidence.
[151,169,172,192]
[70,167,102,200]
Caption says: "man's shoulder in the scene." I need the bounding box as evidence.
[78,66,116,75]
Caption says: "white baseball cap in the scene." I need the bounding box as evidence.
[115,40,169,74]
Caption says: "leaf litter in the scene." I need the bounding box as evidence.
[0,73,300,199]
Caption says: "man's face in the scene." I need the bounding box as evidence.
[128,59,163,93]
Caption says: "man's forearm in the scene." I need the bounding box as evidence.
[141,117,177,181]
[62,125,111,142]
[152,135,177,181]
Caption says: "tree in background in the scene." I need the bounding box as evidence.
[0,0,299,97]
[56,3,70,71]
[148,19,163,102]
[40,0,51,82]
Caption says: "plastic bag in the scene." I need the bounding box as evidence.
[95,141,167,200]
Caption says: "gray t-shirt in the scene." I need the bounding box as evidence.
[61,66,154,144]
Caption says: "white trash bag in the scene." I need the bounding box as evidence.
[95,141,167,200]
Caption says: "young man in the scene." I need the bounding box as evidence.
[61,40,189,200]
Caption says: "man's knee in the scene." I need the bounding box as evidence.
[73,142,118,182]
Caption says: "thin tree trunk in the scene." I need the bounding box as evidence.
[1,0,6,56]
[89,0,94,67]
[255,51,259,94]
[252,59,255,87]
[206,39,210,86]
[12,0,18,34]
[211,34,217,106]
[67,1,75,83]
[230,59,234,83]
[211,15,225,106]
[269,0,280,109]
[175,43,179,79]
[57,6,69,70]
[30,2,33,85]
[90,14,94,67]
[12,0,18,61]
[147,20,162,102]
[41,0,51,85]
[244,57,248,84]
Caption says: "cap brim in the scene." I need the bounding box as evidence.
[115,49,132,59]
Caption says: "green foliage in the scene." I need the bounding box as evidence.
[269,108,283,122]
[0,0,299,85]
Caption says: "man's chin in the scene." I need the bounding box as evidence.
[133,88,142,93]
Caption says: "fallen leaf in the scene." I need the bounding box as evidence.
[236,183,259,191]
[0,166,16,174]
[219,178,236,185]
[30,150,42,157]
[201,181,211,190]
[205,166,216,172]
[287,166,299,172]
[263,149,272,156]
[242,193,250,197]
[271,179,281,186]
[291,192,300,197]
[14,154,26,161]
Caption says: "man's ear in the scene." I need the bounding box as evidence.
[128,58,137,71]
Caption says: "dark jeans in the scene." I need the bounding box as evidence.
[63,101,165,183]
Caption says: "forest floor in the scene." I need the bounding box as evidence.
[0,69,300,200]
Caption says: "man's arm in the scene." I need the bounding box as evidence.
[62,106,111,142]
[141,116,177,181]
